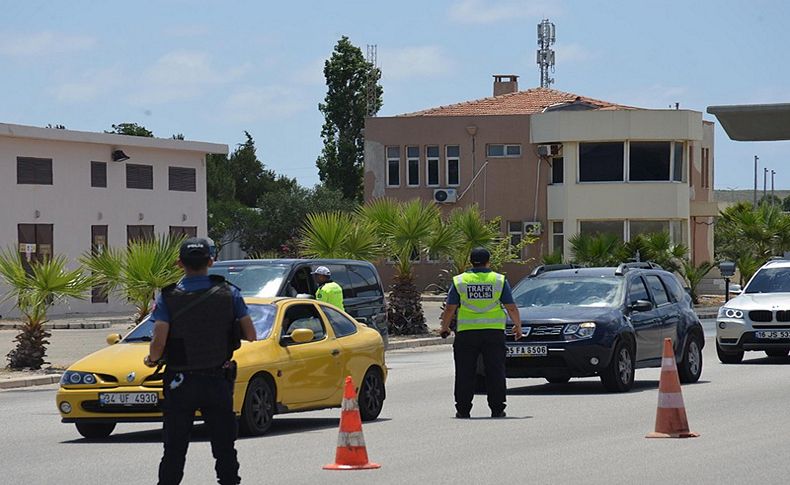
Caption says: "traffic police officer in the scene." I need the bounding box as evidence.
[312,266,345,311]
[440,247,523,418]
[144,237,256,485]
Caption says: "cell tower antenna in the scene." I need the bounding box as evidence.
[366,44,379,117]
[536,19,556,88]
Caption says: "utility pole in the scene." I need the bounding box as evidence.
[772,170,776,206]
[753,155,759,207]
[764,167,769,202]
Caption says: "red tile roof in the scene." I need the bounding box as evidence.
[399,87,636,117]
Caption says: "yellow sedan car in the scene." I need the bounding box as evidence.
[56,297,386,439]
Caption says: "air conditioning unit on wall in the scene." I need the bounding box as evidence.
[523,221,542,236]
[433,188,458,204]
[537,144,562,157]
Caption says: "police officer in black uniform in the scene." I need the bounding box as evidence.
[144,238,256,485]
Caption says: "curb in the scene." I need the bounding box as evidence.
[387,335,453,351]
[0,374,62,390]
[0,322,111,330]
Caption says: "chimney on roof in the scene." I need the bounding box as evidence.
[493,74,519,96]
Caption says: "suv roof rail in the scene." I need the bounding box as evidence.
[529,263,579,278]
[615,261,663,276]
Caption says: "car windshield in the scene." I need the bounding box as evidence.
[745,267,790,293]
[123,303,277,342]
[512,277,623,308]
[208,264,289,297]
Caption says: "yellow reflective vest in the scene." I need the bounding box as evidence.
[316,281,344,311]
[453,271,507,332]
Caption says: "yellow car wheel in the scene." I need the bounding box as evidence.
[240,376,275,436]
[358,368,385,422]
[75,422,116,439]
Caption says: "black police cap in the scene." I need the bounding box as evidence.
[179,237,211,260]
[470,247,491,264]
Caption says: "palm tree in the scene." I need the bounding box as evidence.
[569,233,625,267]
[681,260,714,304]
[299,211,380,261]
[0,250,91,369]
[81,235,184,323]
[443,205,497,275]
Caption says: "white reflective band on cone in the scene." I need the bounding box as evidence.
[337,431,366,447]
[341,398,359,411]
[657,392,685,408]
[661,357,676,369]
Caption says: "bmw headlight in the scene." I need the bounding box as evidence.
[718,307,744,319]
[60,371,97,386]
[564,322,596,339]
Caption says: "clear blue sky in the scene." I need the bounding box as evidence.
[2,0,789,190]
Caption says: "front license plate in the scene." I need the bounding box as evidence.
[756,330,790,340]
[99,392,158,406]
[506,345,548,357]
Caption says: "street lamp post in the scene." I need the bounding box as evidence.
[754,155,759,207]
[772,170,776,206]
[764,167,768,202]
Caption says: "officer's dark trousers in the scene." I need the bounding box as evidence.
[453,329,507,415]
[159,370,240,485]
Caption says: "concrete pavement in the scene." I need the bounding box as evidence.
[2,336,790,484]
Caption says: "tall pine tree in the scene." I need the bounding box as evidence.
[317,36,382,202]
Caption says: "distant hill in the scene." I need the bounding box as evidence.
[715,189,790,203]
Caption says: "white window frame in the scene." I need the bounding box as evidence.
[446,145,460,187]
[550,220,564,255]
[406,146,420,187]
[386,146,400,188]
[487,144,522,158]
[426,146,440,187]
[508,221,524,261]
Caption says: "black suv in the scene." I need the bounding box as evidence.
[504,263,704,392]
[209,259,388,345]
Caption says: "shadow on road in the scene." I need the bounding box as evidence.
[732,356,790,366]
[506,379,711,396]
[61,417,391,445]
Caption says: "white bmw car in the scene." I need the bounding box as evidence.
[717,259,790,363]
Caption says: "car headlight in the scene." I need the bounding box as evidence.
[718,307,744,319]
[564,322,596,339]
[60,371,97,386]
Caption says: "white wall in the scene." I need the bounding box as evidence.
[0,137,209,316]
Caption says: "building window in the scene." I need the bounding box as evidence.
[426,146,440,187]
[126,164,153,190]
[91,161,107,188]
[629,220,670,240]
[508,221,524,259]
[551,157,564,184]
[406,146,420,187]
[386,146,400,187]
[701,148,710,188]
[551,221,564,255]
[672,142,684,182]
[17,224,53,273]
[629,142,671,181]
[487,144,521,157]
[670,220,684,244]
[579,142,624,182]
[169,166,196,192]
[91,225,109,303]
[579,220,625,240]
[17,157,53,185]
[170,226,197,238]
[127,225,154,244]
[446,145,460,186]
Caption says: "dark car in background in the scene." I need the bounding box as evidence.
[209,259,389,346]
[503,263,703,392]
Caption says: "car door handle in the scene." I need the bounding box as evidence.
[331,349,340,357]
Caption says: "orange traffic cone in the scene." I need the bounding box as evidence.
[323,376,381,470]
[646,338,700,439]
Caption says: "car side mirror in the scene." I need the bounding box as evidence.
[289,328,314,344]
[629,300,653,313]
[106,333,122,345]
[729,284,743,295]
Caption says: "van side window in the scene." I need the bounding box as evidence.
[645,275,671,306]
[348,266,382,297]
[318,264,353,299]
[661,274,686,303]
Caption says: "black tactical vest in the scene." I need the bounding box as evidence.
[162,275,236,371]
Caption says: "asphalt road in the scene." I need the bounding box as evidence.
[3,330,790,484]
